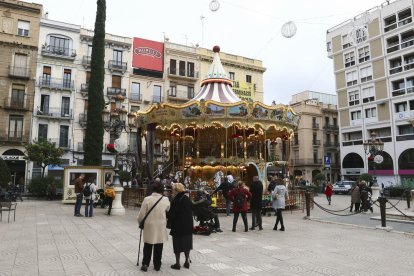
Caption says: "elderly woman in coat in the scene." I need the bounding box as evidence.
[272,179,288,231]
[137,181,170,272]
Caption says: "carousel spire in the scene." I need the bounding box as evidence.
[192,46,242,103]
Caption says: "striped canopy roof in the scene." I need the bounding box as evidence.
[192,46,242,103]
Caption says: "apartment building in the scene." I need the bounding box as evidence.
[289,91,340,183]
[326,0,414,185]
[0,0,42,186]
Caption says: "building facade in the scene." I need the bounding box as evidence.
[289,91,340,184]
[326,0,414,186]
[0,0,42,187]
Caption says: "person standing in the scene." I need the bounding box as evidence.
[212,176,233,216]
[228,181,252,232]
[350,182,361,212]
[325,182,333,205]
[137,181,170,272]
[167,183,193,270]
[73,174,85,217]
[84,176,97,217]
[250,176,263,230]
[272,180,288,231]
[104,183,115,216]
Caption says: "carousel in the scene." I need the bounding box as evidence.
[132,46,300,189]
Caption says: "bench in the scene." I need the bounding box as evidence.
[0,200,17,223]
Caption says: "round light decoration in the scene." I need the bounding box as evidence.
[114,138,127,153]
[348,25,368,46]
[281,21,297,38]
[374,155,384,164]
[209,0,220,12]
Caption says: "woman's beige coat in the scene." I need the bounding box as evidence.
[137,193,171,244]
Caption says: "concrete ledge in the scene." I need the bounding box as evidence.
[370,216,414,225]
[375,225,393,231]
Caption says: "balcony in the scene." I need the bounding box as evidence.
[389,65,403,75]
[79,113,87,127]
[291,158,322,166]
[108,60,127,73]
[38,77,74,91]
[167,89,191,102]
[323,124,339,131]
[312,140,321,146]
[8,66,30,79]
[386,40,400,53]
[342,139,363,146]
[82,56,91,68]
[3,97,30,111]
[0,132,28,143]
[35,107,73,120]
[80,83,89,96]
[324,141,340,149]
[47,138,71,149]
[129,93,142,102]
[107,87,126,97]
[312,123,319,129]
[168,67,199,81]
[41,45,76,60]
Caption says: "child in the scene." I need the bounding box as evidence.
[104,183,116,216]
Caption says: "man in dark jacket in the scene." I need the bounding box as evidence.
[212,176,233,216]
[250,176,263,230]
[73,174,85,217]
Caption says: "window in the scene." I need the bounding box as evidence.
[360,66,372,83]
[374,127,391,138]
[153,85,162,103]
[326,42,332,52]
[131,82,141,101]
[40,95,50,114]
[384,14,397,32]
[398,124,414,135]
[344,52,355,67]
[87,45,93,57]
[351,110,362,120]
[42,66,51,85]
[349,91,360,106]
[246,75,252,83]
[86,71,91,83]
[404,54,414,70]
[9,115,23,140]
[170,59,176,74]
[410,100,414,110]
[358,46,370,63]
[325,116,329,126]
[229,72,235,80]
[169,82,176,97]
[365,107,377,118]
[362,87,375,103]
[188,86,194,99]
[59,125,69,148]
[313,150,318,163]
[392,79,405,96]
[61,97,70,117]
[11,84,25,108]
[346,71,357,86]
[130,106,140,112]
[179,61,185,76]
[112,75,121,88]
[63,69,72,89]
[12,54,27,76]
[38,124,48,140]
[17,20,29,37]
[342,34,351,49]
[187,62,194,77]
[395,102,407,112]
[49,36,70,55]
[390,57,403,74]
[113,50,123,63]
[344,131,362,141]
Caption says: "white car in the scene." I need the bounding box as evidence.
[333,181,355,195]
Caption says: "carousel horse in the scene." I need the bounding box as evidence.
[184,175,192,188]
[174,171,183,183]
[213,171,224,188]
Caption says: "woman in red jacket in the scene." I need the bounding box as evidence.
[228,181,252,232]
[325,182,333,205]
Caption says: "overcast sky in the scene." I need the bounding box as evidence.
[35,0,385,104]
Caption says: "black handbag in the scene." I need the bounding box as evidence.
[139,195,163,229]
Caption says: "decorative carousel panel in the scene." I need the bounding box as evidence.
[271,108,284,121]
[206,104,225,116]
[252,105,268,119]
[228,104,248,117]
[182,104,202,118]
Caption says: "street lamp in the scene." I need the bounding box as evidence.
[101,95,136,215]
[363,131,384,200]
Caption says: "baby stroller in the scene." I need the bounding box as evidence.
[192,204,217,235]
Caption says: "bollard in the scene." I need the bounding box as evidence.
[378,196,387,228]
[405,190,411,209]
[305,191,311,217]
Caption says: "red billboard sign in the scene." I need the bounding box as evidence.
[132,37,164,72]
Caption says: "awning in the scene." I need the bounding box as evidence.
[48,165,65,171]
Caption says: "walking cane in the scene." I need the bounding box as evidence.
[137,228,143,266]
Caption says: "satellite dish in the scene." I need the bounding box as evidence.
[209,0,220,12]
[114,138,127,153]
[281,21,297,38]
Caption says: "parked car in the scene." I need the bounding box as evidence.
[333,181,355,195]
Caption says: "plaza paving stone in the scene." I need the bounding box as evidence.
[0,195,413,276]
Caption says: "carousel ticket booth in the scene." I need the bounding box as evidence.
[131,46,300,190]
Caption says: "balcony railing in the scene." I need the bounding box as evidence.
[291,158,322,166]
[80,83,89,93]
[312,140,321,146]
[107,87,126,97]
[108,60,127,73]
[36,107,73,119]
[324,142,340,148]
[130,93,142,102]
[82,56,91,67]
[0,131,27,142]
[8,66,30,79]
[323,124,339,131]
[38,77,74,91]
[79,113,87,126]
[312,123,319,129]
[392,87,406,97]
[48,138,71,149]
[41,45,76,60]
[3,97,30,111]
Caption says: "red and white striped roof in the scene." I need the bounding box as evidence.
[192,46,242,103]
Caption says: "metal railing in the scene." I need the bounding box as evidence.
[41,45,76,58]
[38,77,74,90]
[47,138,71,149]
[36,107,73,119]
[323,124,339,131]
[80,83,89,92]
[3,97,30,110]
[108,60,127,72]
[291,158,323,166]
[107,87,126,96]
[8,66,30,78]
[79,113,87,126]
[0,131,27,142]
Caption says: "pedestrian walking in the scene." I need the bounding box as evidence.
[228,181,251,232]
[325,182,333,205]
[137,181,170,272]
[350,182,361,212]
[250,176,263,230]
[73,174,85,217]
[104,182,115,216]
[167,183,193,270]
[272,179,288,231]
[84,176,97,217]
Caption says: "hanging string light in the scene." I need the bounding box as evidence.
[281,21,297,38]
[209,0,220,12]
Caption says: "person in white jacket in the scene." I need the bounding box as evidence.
[271,180,288,231]
[84,176,97,217]
[137,181,170,272]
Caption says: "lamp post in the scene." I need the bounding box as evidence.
[102,95,136,216]
[363,131,384,201]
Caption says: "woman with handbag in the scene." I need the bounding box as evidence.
[137,181,170,272]
[167,183,193,270]
[272,179,288,231]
